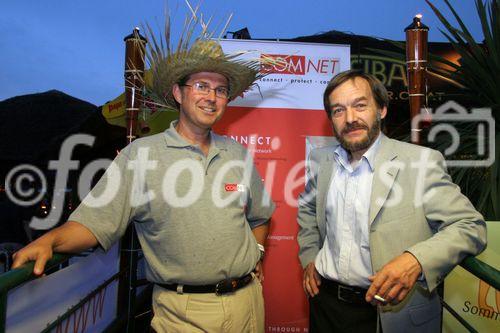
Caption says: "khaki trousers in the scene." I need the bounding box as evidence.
[151,277,264,333]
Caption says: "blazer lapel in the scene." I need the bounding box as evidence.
[317,149,336,237]
[369,136,400,225]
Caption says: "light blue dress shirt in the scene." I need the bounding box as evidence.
[315,134,383,288]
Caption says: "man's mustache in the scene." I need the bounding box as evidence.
[342,123,368,135]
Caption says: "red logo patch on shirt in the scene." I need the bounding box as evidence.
[225,183,238,191]
[225,183,245,192]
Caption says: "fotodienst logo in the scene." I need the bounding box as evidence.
[411,101,495,167]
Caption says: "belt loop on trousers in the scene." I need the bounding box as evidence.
[176,284,184,294]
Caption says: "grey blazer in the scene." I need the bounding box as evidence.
[297,135,487,332]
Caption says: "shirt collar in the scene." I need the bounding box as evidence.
[163,119,227,151]
[334,132,384,172]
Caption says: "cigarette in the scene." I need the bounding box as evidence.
[374,295,386,303]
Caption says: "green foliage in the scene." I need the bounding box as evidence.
[427,0,500,220]
[426,0,500,117]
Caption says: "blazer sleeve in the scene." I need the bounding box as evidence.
[297,150,322,268]
[405,149,487,291]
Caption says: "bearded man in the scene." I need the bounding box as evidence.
[297,70,486,333]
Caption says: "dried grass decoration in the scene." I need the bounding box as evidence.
[142,1,275,112]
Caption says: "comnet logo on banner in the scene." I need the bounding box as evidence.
[261,54,340,76]
[219,39,351,110]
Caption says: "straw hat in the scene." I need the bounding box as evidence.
[143,6,270,111]
[146,39,263,110]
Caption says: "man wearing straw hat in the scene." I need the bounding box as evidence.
[13,24,275,333]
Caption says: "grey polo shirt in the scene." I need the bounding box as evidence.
[70,121,275,285]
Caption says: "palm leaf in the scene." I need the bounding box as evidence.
[426,0,500,219]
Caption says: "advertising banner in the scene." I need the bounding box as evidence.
[443,221,500,333]
[217,39,350,332]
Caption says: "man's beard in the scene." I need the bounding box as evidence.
[335,112,381,153]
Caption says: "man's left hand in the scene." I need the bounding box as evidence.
[365,252,422,305]
[254,260,264,282]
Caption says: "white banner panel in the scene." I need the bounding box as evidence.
[221,39,350,110]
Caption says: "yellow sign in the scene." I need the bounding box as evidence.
[101,92,178,136]
[102,93,126,127]
[443,221,500,332]
[101,69,178,136]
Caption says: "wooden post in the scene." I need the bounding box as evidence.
[124,27,146,144]
[405,15,429,145]
[119,27,146,333]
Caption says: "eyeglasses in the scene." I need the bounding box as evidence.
[182,82,230,99]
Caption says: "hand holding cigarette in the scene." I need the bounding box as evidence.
[365,252,422,305]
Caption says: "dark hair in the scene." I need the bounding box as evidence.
[172,74,192,109]
[177,74,191,86]
[323,69,389,117]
